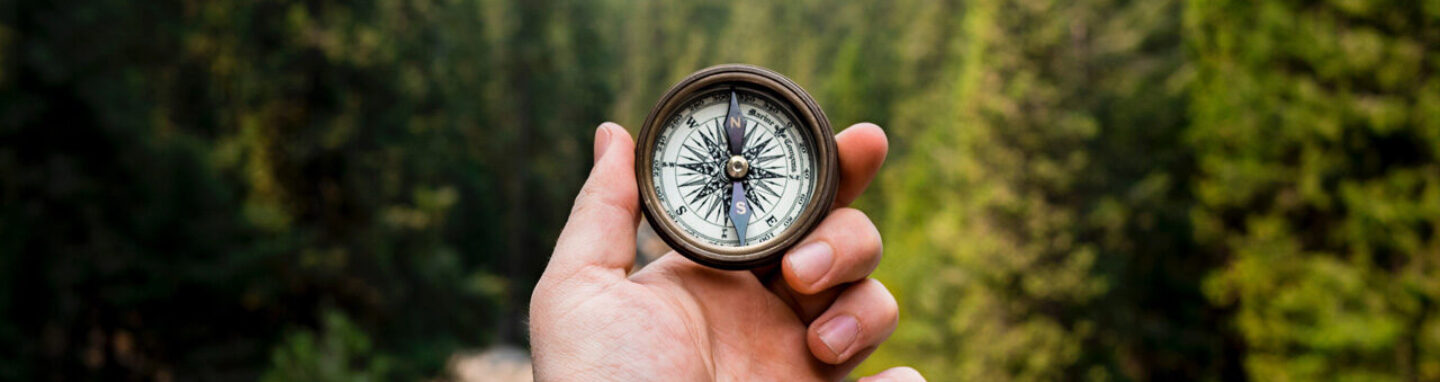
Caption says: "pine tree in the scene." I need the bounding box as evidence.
[874,0,1210,379]
[1188,0,1440,379]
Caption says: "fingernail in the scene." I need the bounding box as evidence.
[786,242,833,287]
[817,314,859,358]
[594,123,613,162]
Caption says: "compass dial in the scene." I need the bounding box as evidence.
[651,90,816,247]
[636,64,838,269]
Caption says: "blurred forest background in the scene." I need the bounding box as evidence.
[2,0,1439,380]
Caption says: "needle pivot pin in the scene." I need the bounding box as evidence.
[726,155,749,179]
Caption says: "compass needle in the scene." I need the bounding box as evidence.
[721,90,754,245]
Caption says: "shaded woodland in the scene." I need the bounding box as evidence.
[2,0,1438,380]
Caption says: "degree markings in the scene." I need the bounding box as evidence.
[654,90,815,247]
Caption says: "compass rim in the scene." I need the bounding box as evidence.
[635,64,840,270]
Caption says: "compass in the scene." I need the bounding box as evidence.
[636,64,839,269]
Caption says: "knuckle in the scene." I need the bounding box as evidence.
[569,185,596,215]
[833,208,880,240]
[827,208,884,269]
[570,184,636,218]
[864,279,900,325]
[830,207,869,224]
[570,185,604,215]
[864,223,884,265]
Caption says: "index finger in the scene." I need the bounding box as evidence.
[832,123,888,209]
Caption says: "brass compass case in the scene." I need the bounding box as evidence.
[635,64,840,269]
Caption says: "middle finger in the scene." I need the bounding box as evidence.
[768,207,883,321]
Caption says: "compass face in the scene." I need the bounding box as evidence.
[650,89,816,247]
[637,64,837,269]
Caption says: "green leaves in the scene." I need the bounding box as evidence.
[5,0,1440,380]
[1189,0,1440,379]
[262,310,394,382]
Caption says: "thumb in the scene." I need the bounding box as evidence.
[546,122,640,280]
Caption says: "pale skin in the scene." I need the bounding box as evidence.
[529,122,925,381]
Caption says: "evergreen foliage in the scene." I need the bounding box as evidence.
[1188,0,1440,380]
[1,0,1437,380]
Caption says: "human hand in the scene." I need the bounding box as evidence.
[529,122,923,381]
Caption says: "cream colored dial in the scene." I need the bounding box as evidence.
[649,89,817,247]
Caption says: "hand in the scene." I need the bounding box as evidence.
[529,122,923,381]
